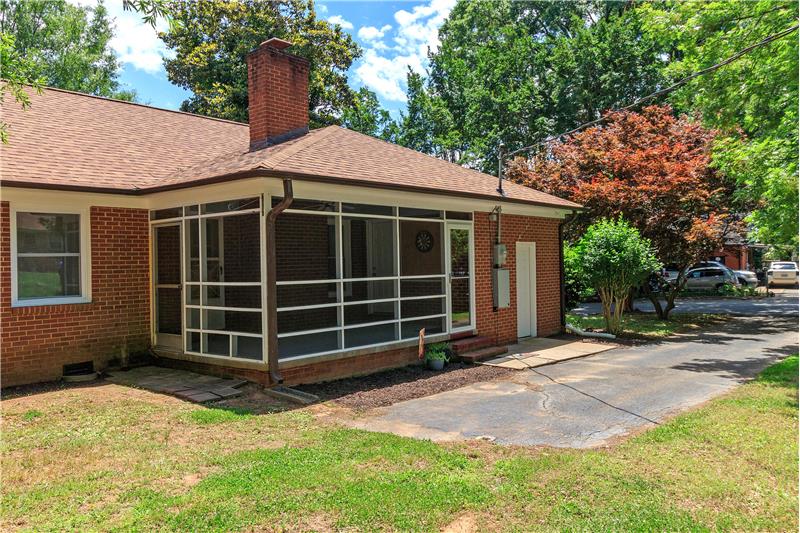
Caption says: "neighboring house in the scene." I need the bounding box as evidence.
[0,39,580,388]
[710,233,764,271]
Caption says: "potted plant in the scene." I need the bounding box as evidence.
[424,342,450,370]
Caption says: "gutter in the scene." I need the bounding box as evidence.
[558,210,580,333]
[0,170,583,212]
[265,178,293,385]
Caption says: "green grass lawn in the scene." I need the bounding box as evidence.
[2,356,797,531]
[567,312,727,339]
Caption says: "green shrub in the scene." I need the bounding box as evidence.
[564,242,595,309]
[576,218,661,334]
[424,342,450,363]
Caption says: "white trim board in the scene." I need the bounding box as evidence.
[2,175,577,220]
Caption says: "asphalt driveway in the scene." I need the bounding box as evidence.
[352,315,798,447]
[573,288,798,317]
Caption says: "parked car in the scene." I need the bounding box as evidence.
[664,261,736,287]
[684,266,740,291]
[766,261,799,288]
[691,260,734,272]
[733,269,759,288]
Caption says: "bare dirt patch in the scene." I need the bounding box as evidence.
[212,383,294,414]
[441,512,478,533]
[297,362,514,411]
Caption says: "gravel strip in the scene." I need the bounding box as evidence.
[298,363,514,411]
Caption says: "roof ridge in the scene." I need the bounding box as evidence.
[258,126,341,169]
[33,85,249,128]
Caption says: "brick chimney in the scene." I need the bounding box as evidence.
[247,38,310,150]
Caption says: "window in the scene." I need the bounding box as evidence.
[15,212,85,302]
[275,198,455,360]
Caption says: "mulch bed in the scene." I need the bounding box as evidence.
[297,362,514,411]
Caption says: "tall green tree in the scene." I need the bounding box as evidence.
[0,32,42,143]
[640,1,799,247]
[396,69,460,162]
[422,0,669,172]
[159,0,360,125]
[0,0,134,100]
[340,86,398,141]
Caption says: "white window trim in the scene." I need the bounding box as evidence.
[10,204,92,307]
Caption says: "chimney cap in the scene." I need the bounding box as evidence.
[260,37,293,50]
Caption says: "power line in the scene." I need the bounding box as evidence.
[505,23,799,160]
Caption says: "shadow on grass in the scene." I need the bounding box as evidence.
[1,378,110,400]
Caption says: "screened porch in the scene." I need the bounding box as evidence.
[150,195,475,365]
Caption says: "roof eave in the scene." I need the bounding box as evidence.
[140,168,584,211]
[1,170,584,211]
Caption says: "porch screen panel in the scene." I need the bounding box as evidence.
[171,198,263,361]
[276,207,342,358]
[275,198,454,360]
[398,219,446,339]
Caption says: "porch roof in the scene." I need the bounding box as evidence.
[1,86,580,210]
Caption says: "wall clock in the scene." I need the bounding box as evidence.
[415,230,434,253]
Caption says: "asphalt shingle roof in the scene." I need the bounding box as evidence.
[1,87,580,209]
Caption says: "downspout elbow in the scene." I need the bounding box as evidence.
[265,178,293,385]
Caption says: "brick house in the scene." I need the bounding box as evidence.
[0,39,580,388]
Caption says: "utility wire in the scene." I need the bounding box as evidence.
[505,23,799,159]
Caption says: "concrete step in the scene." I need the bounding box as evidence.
[448,330,475,341]
[451,335,495,355]
[457,345,508,363]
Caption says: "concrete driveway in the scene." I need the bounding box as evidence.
[573,288,798,317]
[351,315,798,448]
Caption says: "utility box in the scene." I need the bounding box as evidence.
[493,244,507,266]
[492,267,510,308]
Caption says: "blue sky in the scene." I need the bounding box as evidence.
[96,0,456,118]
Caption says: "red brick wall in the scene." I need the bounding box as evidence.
[711,245,749,271]
[1,202,151,387]
[474,211,561,345]
[160,343,423,387]
[247,42,309,147]
[0,198,563,388]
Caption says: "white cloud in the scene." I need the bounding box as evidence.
[317,3,328,14]
[353,0,456,103]
[355,48,425,102]
[110,8,173,74]
[357,24,392,42]
[66,0,172,74]
[327,15,354,30]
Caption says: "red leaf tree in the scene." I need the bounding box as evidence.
[508,105,744,318]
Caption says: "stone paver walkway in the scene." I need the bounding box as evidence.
[481,337,617,369]
[106,366,246,403]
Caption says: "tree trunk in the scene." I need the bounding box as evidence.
[609,295,626,335]
[625,287,636,312]
[662,285,678,319]
[643,281,667,318]
[599,288,613,332]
